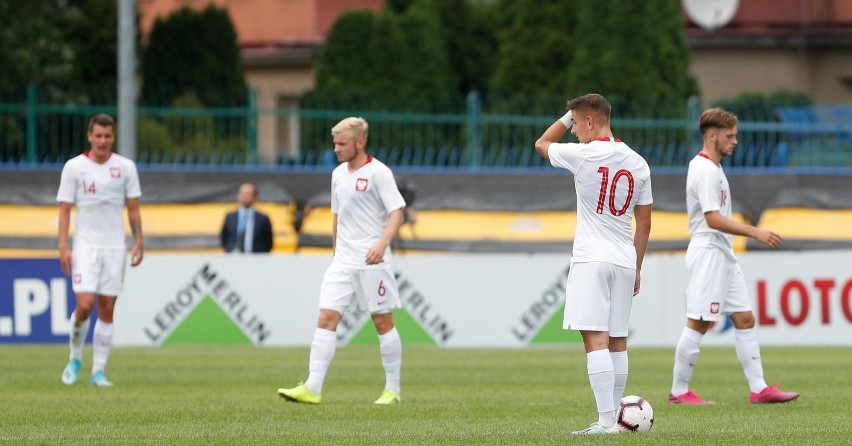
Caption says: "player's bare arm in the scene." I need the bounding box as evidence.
[127,197,144,266]
[58,201,74,275]
[534,111,573,160]
[633,204,653,295]
[704,210,782,248]
[365,208,404,265]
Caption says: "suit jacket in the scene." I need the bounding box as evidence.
[220,208,273,253]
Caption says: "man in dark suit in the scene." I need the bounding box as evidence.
[220,182,273,253]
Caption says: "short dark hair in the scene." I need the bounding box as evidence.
[242,182,258,198]
[699,108,738,135]
[567,93,611,124]
[88,113,115,132]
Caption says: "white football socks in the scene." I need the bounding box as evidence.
[587,349,616,428]
[671,327,703,396]
[305,328,337,394]
[92,319,114,373]
[378,327,402,395]
[611,350,628,408]
[69,312,90,361]
[734,328,768,393]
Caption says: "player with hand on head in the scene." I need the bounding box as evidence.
[668,107,799,405]
[535,94,653,435]
[58,113,144,387]
[278,117,406,405]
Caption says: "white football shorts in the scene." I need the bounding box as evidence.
[71,244,127,296]
[318,262,401,315]
[685,245,751,321]
[563,261,635,337]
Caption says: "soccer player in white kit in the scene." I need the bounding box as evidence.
[57,113,144,387]
[669,108,799,405]
[278,117,406,405]
[535,94,653,435]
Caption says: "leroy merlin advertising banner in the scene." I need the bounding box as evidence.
[111,254,579,347]
[3,251,852,346]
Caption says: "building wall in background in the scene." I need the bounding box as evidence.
[685,0,852,105]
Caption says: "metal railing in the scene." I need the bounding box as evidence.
[2,86,851,170]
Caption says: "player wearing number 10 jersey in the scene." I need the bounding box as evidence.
[535,94,653,435]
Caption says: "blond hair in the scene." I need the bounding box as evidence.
[331,117,369,140]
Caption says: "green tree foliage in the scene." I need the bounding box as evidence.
[63,0,121,103]
[568,0,697,112]
[489,0,577,97]
[414,0,497,94]
[314,0,456,98]
[0,0,120,102]
[302,0,461,157]
[0,0,122,163]
[389,0,457,95]
[314,10,377,92]
[0,0,75,100]
[140,5,247,106]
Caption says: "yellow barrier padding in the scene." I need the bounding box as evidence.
[758,207,852,240]
[299,207,335,236]
[301,208,576,242]
[0,248,57,258]
[0,205,68,236]
[0,202,298,253]
[301,207,747,250]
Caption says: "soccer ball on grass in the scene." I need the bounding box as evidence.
[616,395,654,432]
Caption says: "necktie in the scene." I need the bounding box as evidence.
[236,211,247,252]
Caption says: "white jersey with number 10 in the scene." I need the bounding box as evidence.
[548,137,653,269]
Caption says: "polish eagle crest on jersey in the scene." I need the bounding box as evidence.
[356,178,368,191]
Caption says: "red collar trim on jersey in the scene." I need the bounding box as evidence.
[359,155,373,168]
[83,150,113,162]
[595,136,622,142]
[697,151,722,166]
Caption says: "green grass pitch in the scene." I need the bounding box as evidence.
[1,345,850,445]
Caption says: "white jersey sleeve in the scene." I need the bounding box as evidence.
[124,159,142,199]
[375,165,406,213]
[548,142,584,173]
[57,162,79,204]
[693,162,721,214]
[686,154,734,256]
